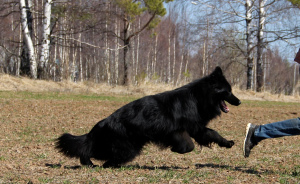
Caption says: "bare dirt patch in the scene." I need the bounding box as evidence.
[0,91,299,183]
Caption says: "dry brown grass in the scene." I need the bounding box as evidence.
[0,74,173,96]
[0,74,299,183]
[233,88,300,103]
[1,74,300,102]
[0,91,299,183]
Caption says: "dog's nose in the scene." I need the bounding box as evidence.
[232,99,241,106]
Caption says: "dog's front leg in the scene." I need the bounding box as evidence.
[193,128,234,148]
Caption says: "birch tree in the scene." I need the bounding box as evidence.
[246,0,255,90]
[256,0,266,92]
[40,0,52,77]
[20,0,37,79]
[191,0,299,91]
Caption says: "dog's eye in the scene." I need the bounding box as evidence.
[215,86,224,92]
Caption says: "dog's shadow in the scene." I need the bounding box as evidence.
[45,163,274,175]
[45,163,187,170]
[195,163,274,175]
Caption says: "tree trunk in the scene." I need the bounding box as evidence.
[167,29,171,83]
[172,32,176,85]
[17,21,22,77]
[153,34,158,81]
[20,0,37,79]
[105,2,111,84]
[246,0,254,90]
[79,34,83,82]
[203,41,206,77]
[136,18,140,80]
[293,63,298,95]
[256,0,266,92]
[122,19,131,85]
[176,51,184,86]
[184,52,189,82]
[40,0,52,78]
[120,10,157,85]
[114,10,119,84]
[123,41,130,85]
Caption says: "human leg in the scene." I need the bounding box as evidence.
[243,117,300,158]
[254,118,300,142]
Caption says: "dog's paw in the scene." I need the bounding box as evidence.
[226,140,235,148]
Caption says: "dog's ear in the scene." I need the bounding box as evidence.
[209,66,228,91]
[210,66,223,77]
[213,66,223,76]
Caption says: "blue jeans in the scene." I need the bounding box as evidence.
[254,117,300,142]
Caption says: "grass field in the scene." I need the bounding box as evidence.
[0,91,299,183]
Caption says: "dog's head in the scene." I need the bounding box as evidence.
[209,66,241,113]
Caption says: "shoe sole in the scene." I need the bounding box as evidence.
[243,123,252,157]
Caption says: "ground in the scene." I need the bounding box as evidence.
[0,90,299,184]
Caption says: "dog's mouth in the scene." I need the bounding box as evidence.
[220,100,229,113]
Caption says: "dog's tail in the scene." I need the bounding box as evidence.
[55,133,91,158]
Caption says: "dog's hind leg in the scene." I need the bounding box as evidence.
[102,160,120,168]
[193,128,234,148]
[102,154,137,168]
[102,144,142,168]
[80,156,94,166]
[170,131,195,154]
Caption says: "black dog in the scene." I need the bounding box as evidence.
[56,66,241,168]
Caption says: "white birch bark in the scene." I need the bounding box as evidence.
[92,29,97,83]
[167,29,171,83]
[104,2,111,84]
[203,41,206,77]
[246,0,254,90]
[172,32,176,85]
[176,34,187,86]
[146,48,150,82]
[114,14,119,85]
[34,0,40,56]
[20,0,37,79]
[54,34,57,81]
[59,21,64,81]
[256,0,267,92]
[79,0,83,82]
[72,38,78,82]
[153,34,158,81]
[131,39,135,83]
[176,12,187,86]
[136,18,140,79]
[79,33,83,82]
[40,0,52,71]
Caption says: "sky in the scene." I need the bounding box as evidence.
[166,0,300,63]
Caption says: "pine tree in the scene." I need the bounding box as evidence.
[113,0,173,85]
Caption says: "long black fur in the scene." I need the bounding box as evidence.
[56,66,241,168]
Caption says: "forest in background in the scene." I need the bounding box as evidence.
[0,0,300,95]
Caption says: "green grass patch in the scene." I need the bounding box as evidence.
[38,177,54,183]
[36,153,48,160]
[1,91,299,108]
[241,100,300,107]
[0,91,137,102]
